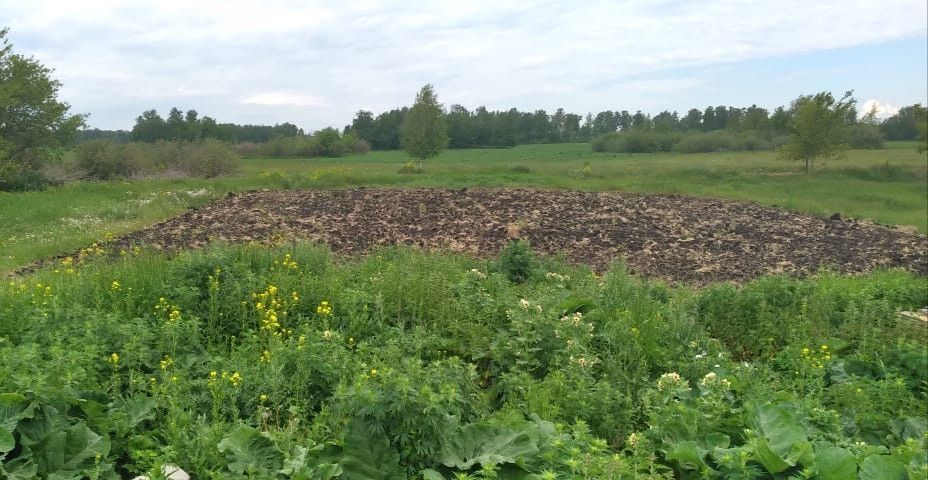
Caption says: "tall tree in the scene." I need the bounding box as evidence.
[778,91,855,174]
[0,27,85,178]
[400,84,447,166]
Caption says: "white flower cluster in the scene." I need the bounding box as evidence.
[545,272,570,283]
[698,371,732,390]
[656,372,687,392]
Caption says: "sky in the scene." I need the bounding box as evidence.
[2,0,927,131]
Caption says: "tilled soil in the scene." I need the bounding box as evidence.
[41,188,928,285]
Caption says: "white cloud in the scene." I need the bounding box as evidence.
[860,99,901,119]
[242,92,327,108]
[1,0,925,129]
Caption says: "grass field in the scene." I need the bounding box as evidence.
[1,143,925,274]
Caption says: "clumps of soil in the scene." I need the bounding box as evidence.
[36,188,928,285]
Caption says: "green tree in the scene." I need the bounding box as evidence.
[0,27,85,185]
[778,91,855,174]
[400,84,447,167]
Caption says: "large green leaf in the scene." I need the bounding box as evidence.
[0,457,38,480]
[217,425,285,476]
[57,423,110,476]
[814,447,857,480]
[0,393,34,436]
[0,428,13,455]
[280,445,343,480]
[340,421,404,480]
[438,423,540,470]
[20,419,110,479]
[751,404,810,474]
[421,469,445,480]
[665,440,709,472]
[110,396,157,434]
[859,455,907,480]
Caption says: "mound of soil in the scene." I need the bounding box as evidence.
[47,189,928,284]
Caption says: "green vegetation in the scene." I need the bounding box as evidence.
[1,143,925,275]
[253,129,368,159]
[1,242,925,478]
[75,139,239,180]
[778,91,857,175]
[401,84,449,166]
[0,28,85,191]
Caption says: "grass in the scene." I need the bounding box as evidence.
[1,142,925,274]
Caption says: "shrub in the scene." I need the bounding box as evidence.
[592,130,681,153]
[232,141,259,156]
[74,140,238,180]
[351,138,371,154]
[497,240,536,283]
[398,160,423,174]
[0,164,48,191]
[255,130,365,158]
[847,123,884,149]
[76,139,132,179]
[179,139,239,178]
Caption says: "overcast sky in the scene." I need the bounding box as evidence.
[3,0,927,131]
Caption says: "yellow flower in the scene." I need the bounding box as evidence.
[370,368,378,377]
[110,281,121,292]
[229,372,242,387]
[316,300,332,316]
[159,355,174,370]
[107,352,119,365]
[260,350,271,363]
[259,394,268,402]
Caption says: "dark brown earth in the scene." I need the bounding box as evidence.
[36,188,928,285]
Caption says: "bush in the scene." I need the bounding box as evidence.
[74,140,239,180]
[351,138,371,154]
[497,240,536,283]
[232,141,258,156]
[848,124,884,149]
[255,130,365,158]
[398,160,423,174]
[179,139,239,178]
[0,165,48,191]
[592,130,681,153]
[594,130,778,154]
[76,140,132,179]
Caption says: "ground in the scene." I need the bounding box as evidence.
[28,187,927,285]
[2,143,926,275]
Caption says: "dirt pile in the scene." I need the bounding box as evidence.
[45,188,928,284]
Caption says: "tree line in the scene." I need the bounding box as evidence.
[77,93,926,154]
[344,101,926,151]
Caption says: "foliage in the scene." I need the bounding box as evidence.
[131,107,303,143]
[880,104,927,141]
[1,242,924,477]
[848,123,885,149]
[401,84,448,163]
[0,27,86,190]
[255,130,365,158]
[778,91,857,174]
[75,139,239,179]
[496,240,536,283]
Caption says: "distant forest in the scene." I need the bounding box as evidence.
[78,101,927,150]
